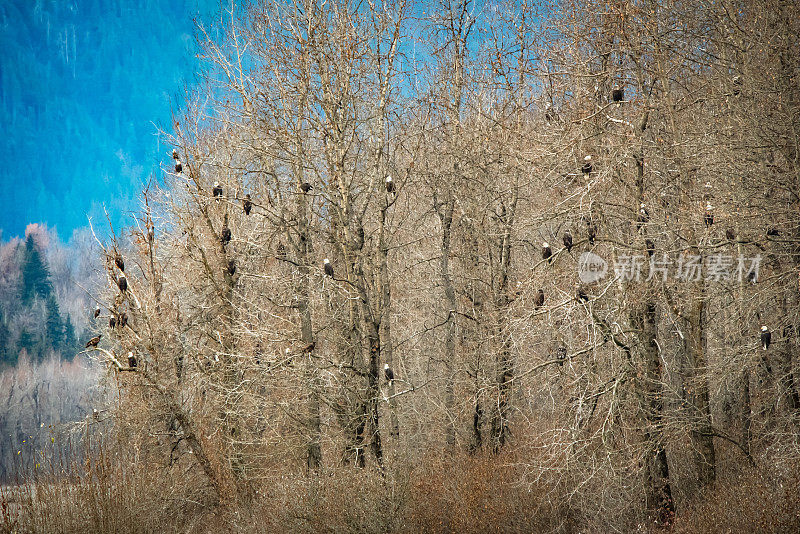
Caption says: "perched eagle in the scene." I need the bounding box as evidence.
[85,335,102,348]
[212,181,223,199]
[128,352,137,369]
[637,203,650,230]
[385,176,395,194]
[220,215,232,246]
[243,194,252,215]
[725,228,736,241]
[761,326,771,350]
[542,242,553,264]
[109,316,117,329]
[645,239,655,257]
[117,274,128,292]
[384,363,395,384]
[575,284,589,302]
[93,306,101,319]
[323,258,334,277]
[562,231,573,252]
[704,203,714,227]
[534,289,545,308]
[174,159,183,174]
[300,182,313,193]
[119,312,128,328]
[581,155,593,175]
[172,149,179,160]
[612,88,624,102]
[587,222,597,245]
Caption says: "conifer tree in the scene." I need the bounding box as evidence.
[20,235,52,304]
[45,294,63,351]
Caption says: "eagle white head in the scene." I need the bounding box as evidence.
[128,351,133,357]
[323,258,330,265]
[706,202,713,210]
[384,363,390,370]
[640,203,646,209]
[761,325,768,331]
[385,176,392,183]
[213,181,220,187]
[543,242,549,248]
[285,347,291,354]
[584,155,592,162]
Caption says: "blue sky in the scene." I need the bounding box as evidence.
[0,0,219,242]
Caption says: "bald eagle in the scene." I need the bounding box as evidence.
[542,242,553,264]
[581,155,593,175]
[172,149,179,160]
[645,238,655,257]
[576,284,589,302]
[534,289,545,308]
[119,312,128,328]
[93,306,101,319]
[109,316,116,329]
[385,176,395,194]
[637,203,649,230]
[128,352,137,369]
[761,326,771,350]
[300,182,313,193]
[174,160,183,174]
[243,194,252,215]
[726,228,735,241]
[114,254,125,272]
[612,88,624,102]
[704,203,714,227]
[563,231,573,252]
[212,182,223,199]
[221,215,231,246]
[323,258,334,277]
[85,335,102,348]
[587,222,597,245]
[732,75,742,96]
[767,228,780,237]
[117,274,128,292]
[384,363,395,385]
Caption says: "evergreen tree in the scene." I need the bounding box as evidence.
[21,236,52,304]
[17,328,35,362]
[62,316,78,360]
[45,294,63,351]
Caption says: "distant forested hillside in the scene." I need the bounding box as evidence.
[0,0,218,240]
[0,223,101,481]
[0,224,98,365]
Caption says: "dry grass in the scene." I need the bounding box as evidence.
[2,444,799,534]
